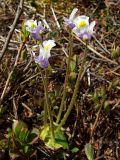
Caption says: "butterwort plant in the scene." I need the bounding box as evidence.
[23,8,96,148]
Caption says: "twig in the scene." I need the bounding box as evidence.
[73,34,118,65]
[20,72,41,85]
[50,4,61,30]
[90,103,103,138]
[23,50,33,72]
[13,98,18,120]
[90,72,120,90]
[93,35,111,55]
[87,68,91,86]
[0,41,25,105]
[42,4,51,31]
[21,102,32,112]
[0,0,24,60]
[0,35,20,44]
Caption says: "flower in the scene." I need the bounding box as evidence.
[25,20,44,41]
[33,40,56,68]
[72,16,96,41]
[79,21,96,41]
[64,8,78,28]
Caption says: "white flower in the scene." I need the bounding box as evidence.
[24,20,44,41]
[72,15,96,41]
[33,40,56,68]
[25,20,37,32]
[43,40,56,53]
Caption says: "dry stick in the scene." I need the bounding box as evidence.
[73,34,118,65]
[23,50,33,72]
[13,98,18,120]
[50,4,61,30]
[93,35,111,55]
[0,42,25,105]
[0,0,24,60]
[20,73,41,85]
[90,101,104,139]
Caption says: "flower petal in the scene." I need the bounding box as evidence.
[69,8,78,21]
[43,40,56,52]
[88,21,96,34]
[39,58,49,68]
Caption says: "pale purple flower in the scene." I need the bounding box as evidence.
[72,16,96,41]
[33,40,56,68]
[25,20,44,41]
[64,8,78,28]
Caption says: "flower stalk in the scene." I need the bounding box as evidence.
[56,33,73,124]
[38,66,55,141]
[57,42,88,131]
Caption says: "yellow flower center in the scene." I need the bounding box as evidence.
[77,20,87,28]
[45,45,51,51]
[30,22,36,29]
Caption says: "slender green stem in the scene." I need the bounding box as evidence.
[44,69,55,141]
[38,66,55,141]
[57,43,88,131]
[43,100,47,125]
[56,33,73,124]
[38,66,48,125]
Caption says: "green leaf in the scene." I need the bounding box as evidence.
[39,125,50,142]
[25,131,38,144]
[112,46,120,59]
[0,139,7,150]
[85,143,94,160]
[21,22,29,38]
[39,125,68,149]
[46,139,62,149]
[20,22,29,41]
[23,145,35,156]
[18,128,28,143]
[12,120,28,138]
[104,101,110,113]
[69,55,77,72]
[55,129,68,149]
[71,147,79,153]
